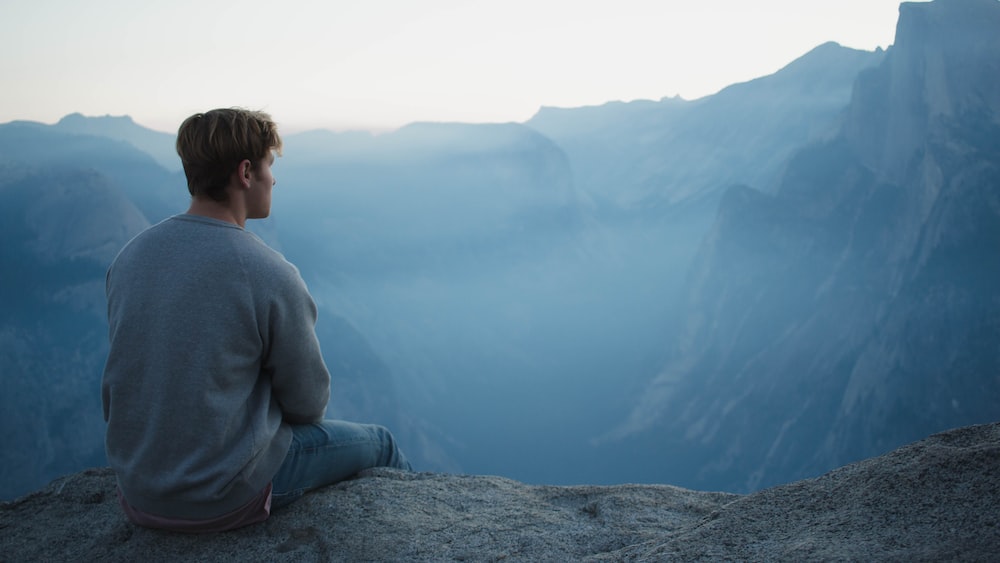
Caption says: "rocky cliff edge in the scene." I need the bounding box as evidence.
[2,423,998,562]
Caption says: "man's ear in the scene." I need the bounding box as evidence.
[239,159,253,188]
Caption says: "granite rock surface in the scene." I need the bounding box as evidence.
[2,423,997,562]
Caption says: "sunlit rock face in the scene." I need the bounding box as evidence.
[610,0,1000,493]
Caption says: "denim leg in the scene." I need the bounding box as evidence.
[270,419,412,508]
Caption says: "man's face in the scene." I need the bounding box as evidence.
[247,151,276,219]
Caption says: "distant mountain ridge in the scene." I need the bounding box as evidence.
[607,0,1000,492]
[527,41,885,210]
[52,113,180,171]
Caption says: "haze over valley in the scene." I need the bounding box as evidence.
[2,0,999,502]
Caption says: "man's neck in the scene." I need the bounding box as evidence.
[187,197,246,228]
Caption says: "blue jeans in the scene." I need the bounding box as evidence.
[270,420,412,509]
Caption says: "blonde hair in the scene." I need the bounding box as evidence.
[176,108,283,202]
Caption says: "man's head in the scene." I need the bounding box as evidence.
[176,108,283,203]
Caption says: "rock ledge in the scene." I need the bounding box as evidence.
[2,423,998,562]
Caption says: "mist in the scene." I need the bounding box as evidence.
[3,1,1000,501]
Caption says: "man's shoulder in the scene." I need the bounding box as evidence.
[245,242,302,285]
[122,214,214,244]
[226,228,303,285]
[112,214,303,285]
[146,215,271,255]
[113,215,277,266]
[109,215,180,264]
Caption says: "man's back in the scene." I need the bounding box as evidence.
[103,108,409,531]
[102,214,329,519]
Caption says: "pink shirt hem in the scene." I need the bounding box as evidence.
[118,483,272,533]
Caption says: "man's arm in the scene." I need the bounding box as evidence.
[264,271,331,424]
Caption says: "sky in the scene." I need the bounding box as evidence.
[1,0,912,134]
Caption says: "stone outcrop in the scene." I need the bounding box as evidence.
[2,423,998,561]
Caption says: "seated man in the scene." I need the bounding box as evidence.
[102,108,411,533]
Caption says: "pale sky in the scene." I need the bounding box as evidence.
[1,0,911,134]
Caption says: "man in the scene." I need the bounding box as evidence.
[102,108,411,533]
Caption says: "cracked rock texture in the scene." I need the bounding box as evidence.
[2,423,998,562]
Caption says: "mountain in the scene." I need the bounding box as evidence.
[524,41,886,326]
[0,165,149,500]
[527,41,885,212]
[605,0,1000,493]
[265,49,905,484]
[0,121,182,220]
[0,37,896,496]
[277,121,584,275]
[52,113,180,171]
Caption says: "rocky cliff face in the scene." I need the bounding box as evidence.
[843,0,1000,183]
[2,423,998,562]
[608,0,1000,493]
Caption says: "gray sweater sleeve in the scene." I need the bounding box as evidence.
[261,264,331,424]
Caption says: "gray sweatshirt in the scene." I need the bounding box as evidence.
[102,214,330,519]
